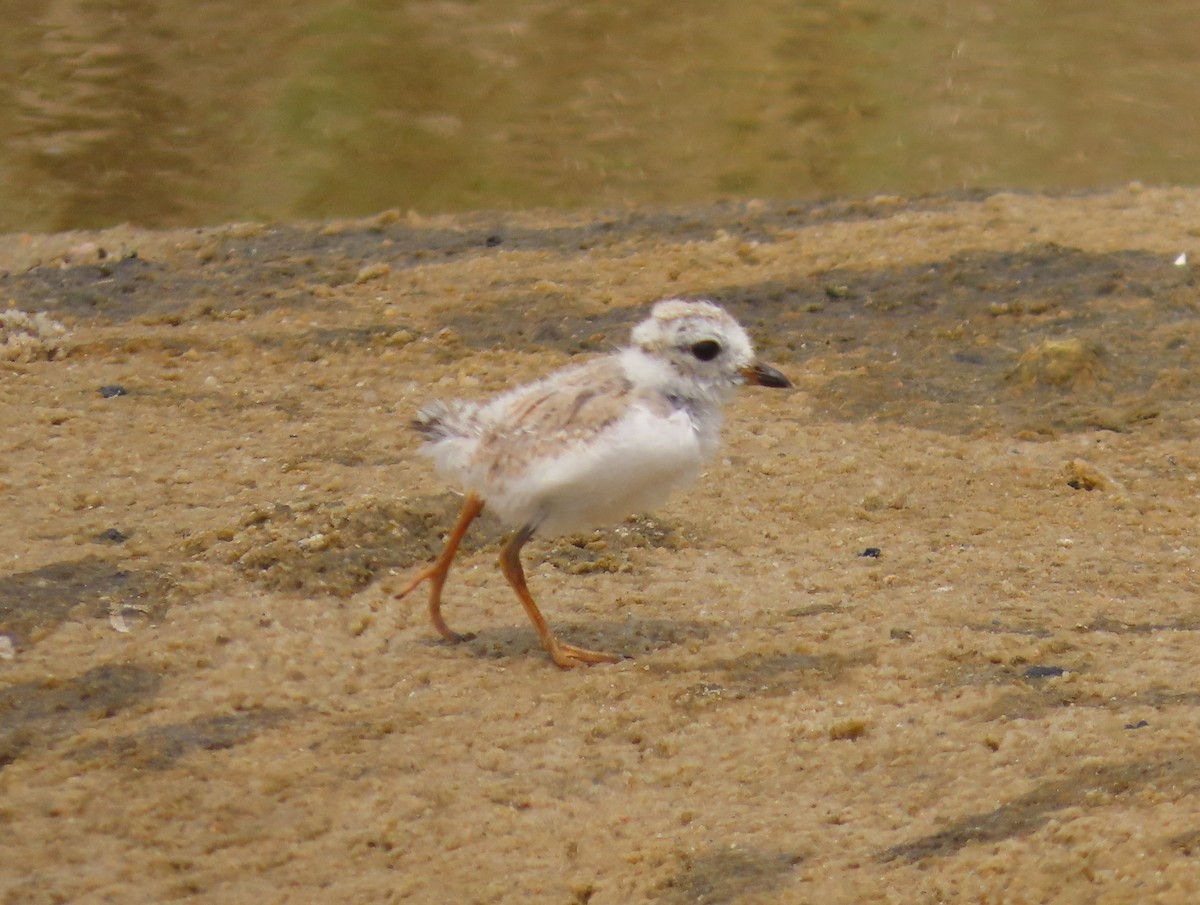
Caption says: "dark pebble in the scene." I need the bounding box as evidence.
[98,385,128,398]
[97,528,129,544]
[485,234,503,247]
[860,547,882,558]
[953,350,987,366]
[1124,720,1150,730]
[1023,665,1066,679]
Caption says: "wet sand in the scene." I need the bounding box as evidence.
[2,186,1200,903]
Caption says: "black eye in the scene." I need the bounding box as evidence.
[690,340,722,361]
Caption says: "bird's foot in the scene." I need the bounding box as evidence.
[393,561,470,644]
[393,562,438,601]
[547,639,626,669]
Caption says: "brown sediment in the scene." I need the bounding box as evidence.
[2,187,1200,902]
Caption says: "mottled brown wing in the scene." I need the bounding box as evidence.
[472,356,663,479]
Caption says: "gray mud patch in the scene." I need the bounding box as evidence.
[658,847,802,904]
[0,558,172,647]
[191,495,685,596]
[672,647,877,708]
[542,516,680,575]
[722,244,1196,434]
[191,495,508,597]
[0,663,162,768]
[0,196,976,324]
[68,708,290,771]
[882,754,1200,864]
[441,243,1196,435]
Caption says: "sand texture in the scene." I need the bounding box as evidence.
[3,187,1200,903]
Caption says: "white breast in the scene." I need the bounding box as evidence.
[488,402,709,535]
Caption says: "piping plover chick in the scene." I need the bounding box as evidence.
[395,298,791,667]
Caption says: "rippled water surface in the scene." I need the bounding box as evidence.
[3,0,1198,232]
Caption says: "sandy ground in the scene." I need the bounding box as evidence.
[2,186,1200,903]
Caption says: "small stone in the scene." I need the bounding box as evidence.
[97,528,129,544]
[1065,459,1109,491]
[860,547,882,558]
[829,718,868,741]
[1009,338,1107,390]
[354,262,391,284]
[98,384,128,398]
[297,532,332,551]
[860,494,884,513]
[1,310,69,362]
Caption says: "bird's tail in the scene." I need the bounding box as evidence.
[412,400,474,443]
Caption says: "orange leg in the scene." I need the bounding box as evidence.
[395,492,484,643]
[498,525,621,669]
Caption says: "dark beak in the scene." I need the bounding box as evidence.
[741,361,792,389]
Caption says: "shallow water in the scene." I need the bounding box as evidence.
[3,0,1199,232]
